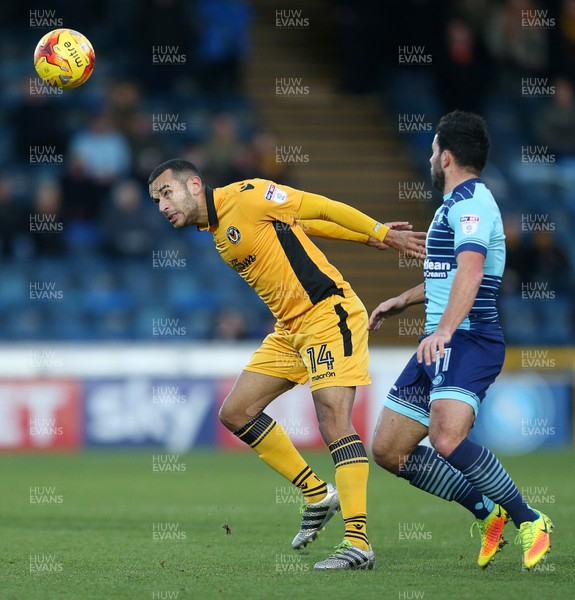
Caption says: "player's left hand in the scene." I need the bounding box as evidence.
[417,329,451,366]
[367,222,414,250]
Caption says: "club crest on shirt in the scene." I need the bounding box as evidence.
[227,226,241,244]
[460,214,480,235]
[264,183,288,204]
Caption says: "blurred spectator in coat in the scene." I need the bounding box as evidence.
[68,111,131,187]
[193,0,252,94]
[0,174,28,259]
[29,180,66,256]
[434,18,492,114]
[484,0,548,94]
[534,77,575,156]
[102,179,161,258]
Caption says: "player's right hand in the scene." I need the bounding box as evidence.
[383,228,426,259]
[367,221,413,250]
[368,296,408,330]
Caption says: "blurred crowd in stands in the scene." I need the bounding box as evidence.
[1,0,282,341]
[333,0,575,343]
[0,0,573,343]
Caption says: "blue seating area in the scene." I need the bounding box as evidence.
[384,68,575,345]
[1,254,270,341]
[0,1,274,342]
[1,1,573,343]
[0,86,270,341]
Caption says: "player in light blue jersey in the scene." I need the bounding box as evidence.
[369,111,553,570]
[423,178,506,336]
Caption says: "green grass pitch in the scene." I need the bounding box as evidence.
[1,449,573,600]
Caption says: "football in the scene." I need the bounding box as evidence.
[33,28,95,89]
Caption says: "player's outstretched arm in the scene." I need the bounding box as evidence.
[298,192,388,238]
[368,283,425,330]
[297,192,426,258]
[297,219,370,243]
[299,220,415,249]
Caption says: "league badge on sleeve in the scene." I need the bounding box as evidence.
[460,215,480,235]
[264,183,288,204]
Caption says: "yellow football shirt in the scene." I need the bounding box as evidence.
[206,179,354,323]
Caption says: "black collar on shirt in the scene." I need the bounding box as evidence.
[204,185,218,228]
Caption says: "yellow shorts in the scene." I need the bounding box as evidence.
[245,293,371,391]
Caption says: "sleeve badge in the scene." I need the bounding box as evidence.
[459,214,480,235]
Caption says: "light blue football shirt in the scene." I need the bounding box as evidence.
[424,178,506,333]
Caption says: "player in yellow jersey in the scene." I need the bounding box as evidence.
[148,158,426,570]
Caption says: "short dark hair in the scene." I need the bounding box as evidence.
[436,110,490,173]
[147,159,202,186]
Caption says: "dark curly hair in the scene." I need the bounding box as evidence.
[436,110,490,173]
